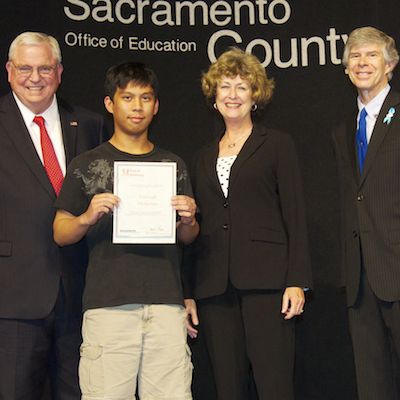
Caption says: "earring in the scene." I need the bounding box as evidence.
[213,103,218,110]
[251,104,258,112]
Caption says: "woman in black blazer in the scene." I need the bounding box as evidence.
[189,48,312,400]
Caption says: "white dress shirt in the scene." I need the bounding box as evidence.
[13,93,66,175]
[357,84,391,144]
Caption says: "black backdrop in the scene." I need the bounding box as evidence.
[1,1,399,399]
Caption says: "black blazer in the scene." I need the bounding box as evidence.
[332,89,400,306]
[190,124,312,300]
[0,93,107,319]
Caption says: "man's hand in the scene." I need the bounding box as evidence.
[281,287,305,320]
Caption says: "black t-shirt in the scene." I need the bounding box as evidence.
[55,142,193,311]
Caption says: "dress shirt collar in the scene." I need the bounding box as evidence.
[357,84,390,119]
[13,92,59,128]
[356,85,391,143]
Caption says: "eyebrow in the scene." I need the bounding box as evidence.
[219,80,248,85]
[350,49,381,54]
[120,90,154,96]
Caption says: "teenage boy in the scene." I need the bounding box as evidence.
[53,62,199,400]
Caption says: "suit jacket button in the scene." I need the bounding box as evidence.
[223,224,229,230]
[223,202,229,208]
[352,230,358,238]
[357,194,364,201]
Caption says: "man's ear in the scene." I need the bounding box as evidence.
[5,61,12,82]
[104,96,113,114]
[56,63,63,84]
[153,99,159,116]
[385,60,396,77]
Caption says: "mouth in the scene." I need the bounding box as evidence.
[128,116,145,123]
[224,102,241,108]
[25,85,45,92]
[355,71,372,79]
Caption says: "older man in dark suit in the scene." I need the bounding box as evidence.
[332,26,400,400]
[0,32,107,399]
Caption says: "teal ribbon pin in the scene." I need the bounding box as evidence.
[383,107,395,124]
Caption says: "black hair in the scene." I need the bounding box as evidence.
[104,62,159,99]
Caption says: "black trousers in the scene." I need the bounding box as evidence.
[348,270,400,400]
[0,284,82,400]
[198,285,295,400]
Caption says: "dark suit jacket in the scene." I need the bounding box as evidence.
[332,89,400,306]
[189,124,312,300]
[0,92,107,319]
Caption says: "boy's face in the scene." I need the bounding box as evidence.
[104,82,159,137]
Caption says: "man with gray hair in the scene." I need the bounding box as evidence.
[0,32,107,399]
[333,26,400,399]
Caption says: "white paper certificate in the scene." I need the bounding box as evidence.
[113,161,176,244]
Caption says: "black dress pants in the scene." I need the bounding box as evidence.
[348,270,400,400]
[198,285,295,400]
[0,285,82,400]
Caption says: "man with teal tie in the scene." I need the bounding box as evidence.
[333,26,400,400]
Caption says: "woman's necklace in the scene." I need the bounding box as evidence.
[225,129,251,148]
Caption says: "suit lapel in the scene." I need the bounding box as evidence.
[229,124,269,187]
[200,136,224,197]
[199,125,269,196]
[344,108,360,184]
[0,94,55,198]
[360,90,400,186]
[58,98,78,165]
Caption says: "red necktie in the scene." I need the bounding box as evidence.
[33,116,64,196]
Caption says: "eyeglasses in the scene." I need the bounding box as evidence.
[11,62,58,77]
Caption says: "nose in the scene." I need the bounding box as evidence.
[228,87,237,98]
[358,54,368,66]
[29,68,41,82]
[131,97,143,110]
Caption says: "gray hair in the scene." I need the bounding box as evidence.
[8,32,62,63]
[342,26,399,80]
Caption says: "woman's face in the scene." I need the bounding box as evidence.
[215,75,254,123]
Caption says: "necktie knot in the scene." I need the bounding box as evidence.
[359,108,367,129]
[360,107,367,119]
[33,115,45,129]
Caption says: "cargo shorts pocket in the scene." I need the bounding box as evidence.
[79,344,104,395]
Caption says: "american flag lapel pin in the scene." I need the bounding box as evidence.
[70,121,78,126]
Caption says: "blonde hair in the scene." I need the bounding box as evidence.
[8,32,62,63]
[342,26,399,80]
[201,47,274,108]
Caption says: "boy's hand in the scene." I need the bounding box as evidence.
[171,195,197,226]
[81,193,120,226]
[184,298,199,339]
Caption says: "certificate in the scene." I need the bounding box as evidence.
[113,161,176,244]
